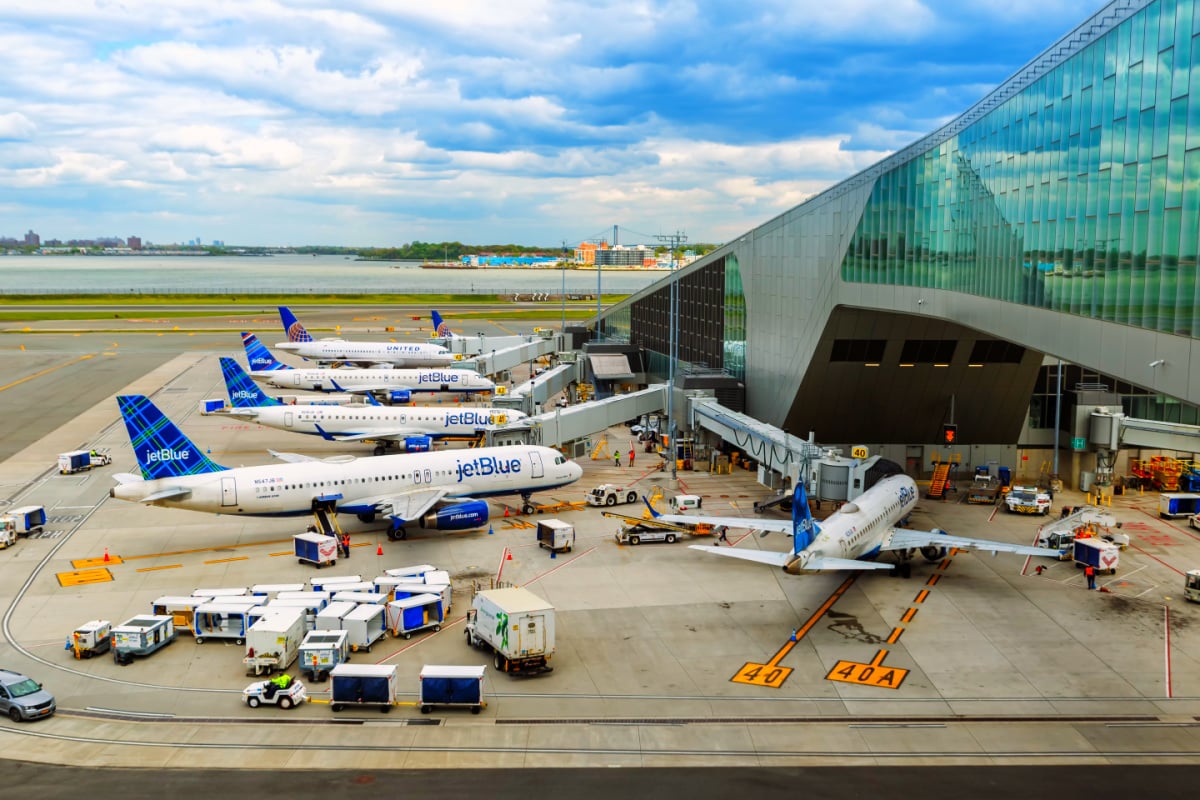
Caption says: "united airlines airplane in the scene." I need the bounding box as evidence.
[242,332,495,398]
[274,306,456,367]
[216,357,527,455]
[431,310,457,338]
[649,466,1061,576]
[111,395,581,538]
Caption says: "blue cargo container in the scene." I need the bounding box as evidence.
[330,664,396,712]
[293,532,338,567]
[418,665,486,714]
[385,594,444,639]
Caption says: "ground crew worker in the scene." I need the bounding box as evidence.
[614,452,621,467]
[341,532,351,559]
[1085,564,1096,590]
[628,447,636,468]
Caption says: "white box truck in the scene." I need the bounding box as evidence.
[464,587,555,675]
[243,608,306,676]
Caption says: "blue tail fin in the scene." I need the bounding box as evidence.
[117,395,227,479]
[241,332,291,372]
[279,306,312,342]
[220,357,281,407]
[792,482,817,553]
[432,310,455,338]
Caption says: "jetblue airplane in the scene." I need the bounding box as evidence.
[274,306,456,368]
[110,395,581,538]
[241,333,495,398]
[216,357,528,454]
[649,467,1060,575]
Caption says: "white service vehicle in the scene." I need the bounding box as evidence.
[243,676,307,709]
[614,523,681,546]
[586,484,639,507]
[1005,486,1052,515]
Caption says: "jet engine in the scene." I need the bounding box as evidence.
[402,435,432,452]
[921,528,950,562]
[419,500,489,531]
[388,389,412,404]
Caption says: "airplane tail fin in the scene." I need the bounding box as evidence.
[432,310,455,338]
[279,306,313,342]
[241,332,291,372]
[117,395,227,480]
[219,357,281,407]
[792,481,817,553]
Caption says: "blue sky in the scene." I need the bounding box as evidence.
[0,0,1103,247]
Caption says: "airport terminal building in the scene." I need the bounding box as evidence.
[598,0,1200,479]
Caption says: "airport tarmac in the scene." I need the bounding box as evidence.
[3,308,1200,769]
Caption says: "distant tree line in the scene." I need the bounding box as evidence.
[358,241,556,261]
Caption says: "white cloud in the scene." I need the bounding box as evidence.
[0,112,36,140]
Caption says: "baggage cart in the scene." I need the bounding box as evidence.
[275,590,331,610]
[332,591,386,605]
[250,583,305,598]
[383,564,436,580]
[68,619,111,659]
[294,532,338,567]
[315,601,357,631]
[536,519,575,552]
[392,581,452,612]
[193,601,258,644]
[150,596,209,636]
[309,574,363,593]
[243,608,306,676]
[111,615,175,665]
[6,505,45,535]
[298,630,350,682]
[263,598,323,631]
[330,663,397,712]
[1073,537,1120,575]
[386,593,445,639]
[192,587,251,599]
[343,604,387,652]
[418,665,486,714]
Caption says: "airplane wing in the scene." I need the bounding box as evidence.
[268,450,319,463]
[883,528,1061,558]
[648,511,794,534]
[112,472,142,485]
[688,545,894,571]
[372,487,452,521]
[317,427,425,443]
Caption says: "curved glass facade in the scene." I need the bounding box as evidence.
[843,0,1200,336]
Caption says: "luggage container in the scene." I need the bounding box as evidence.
[250,583,305,599]
[243,608,306,676]
[418,665,486,714]
[1159,493,1200,519]
[193,601,258,644]
[343,604,387,652]
[310,574,363,593]
[332,591,386,605]
[5,505,46,535]
[111,615,175,665]
[384,564,436,581]
[275,590,331,610]
[315,601,357,631]
[294,532,338,567]
[373,576,416,601]
[536,519,575,553]
[392,581,452,613]
[323,581,376,594]
[386,593,445,639]
[192,587,250,599]
[330,663,397,712]
[150,596,209,636]
[1186,570,1200,603]
[1073,537,1120,575]
[68,619,111,659]
[298,630,350,682]
[263,598,323,631]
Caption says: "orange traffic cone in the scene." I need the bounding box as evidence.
[506,551,513,561]
[503,506,510,517]
[103,547,110,563]
[376,542,384,556]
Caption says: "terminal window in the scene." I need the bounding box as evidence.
[898,340,956,364]
[830,339,886,362]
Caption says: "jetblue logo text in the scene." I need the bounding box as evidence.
[146,447,190,463]
[455,455,522,482]
[444,411,496,427]
[418,372,459,384]
[898,485,916,506]
[232,390,259,400]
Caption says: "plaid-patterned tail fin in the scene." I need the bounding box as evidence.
[117,395,227,480]
[220,357,281,407]
[241,332,291,372]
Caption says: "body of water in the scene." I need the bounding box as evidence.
[0,255,667,296]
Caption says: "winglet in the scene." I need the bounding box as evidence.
[279,306,313,343]
[117,395,227,480]
[241,332,291,372]
[220,357,281,407]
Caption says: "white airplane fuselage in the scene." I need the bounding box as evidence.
[111,445,580,516]
[274,340,455,367]
[252,367,494,394]
[225,404,526,441]
[800,474,920,567]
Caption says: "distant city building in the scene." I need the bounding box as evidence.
[594,245,650,267]
[128,236,142,251]
[24,230,38,247]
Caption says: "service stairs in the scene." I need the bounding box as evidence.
[312,507,344,537]
[927,462,953,499]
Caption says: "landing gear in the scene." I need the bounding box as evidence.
[357,512,376,524]
[387,523,407,541]
[520,492,535,516]
[373,444,386,456]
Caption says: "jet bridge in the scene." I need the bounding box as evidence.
[1088,410,1200,487]
[460,332,561,379]
[487,384,668,457]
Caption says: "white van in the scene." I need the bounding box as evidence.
[670,495,702,513]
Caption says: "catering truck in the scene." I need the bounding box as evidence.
[464,587,555,675]
[243,608,305,676]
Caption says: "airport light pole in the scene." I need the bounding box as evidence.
[561,240,567,333]
[656,231,688,485]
